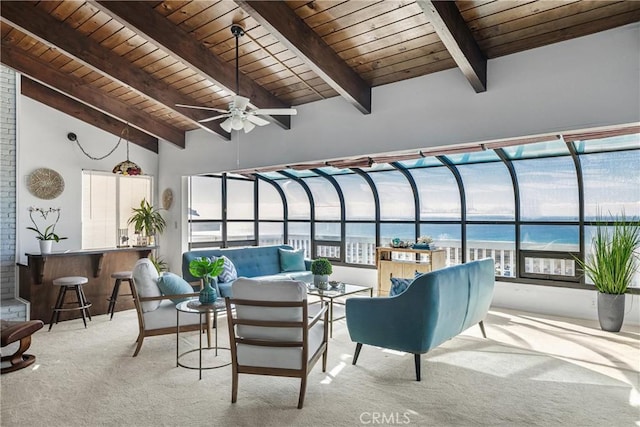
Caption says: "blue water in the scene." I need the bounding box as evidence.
[340,222,580,245]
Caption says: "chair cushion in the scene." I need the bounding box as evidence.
[233,278,307,342]
[132,258,161,312]
[157,272,194,304]
[279,248,305,272]
[217,256,238,283]
[237,321,325,370]
[142,300,200,330]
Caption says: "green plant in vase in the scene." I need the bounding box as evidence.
[311,258,333,290]
[575,212,640,332]
[128,198,166,246]
[188,257,225,304]
[27,207,67,254]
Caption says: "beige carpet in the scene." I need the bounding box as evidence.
[1,307,638,427]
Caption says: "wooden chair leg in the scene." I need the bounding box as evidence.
[298,375,307,409]
[322,347,328,372]
[132,334,144,357]
[352,342,362,365]
[479,320,487,338]
[414,354,421,381]
[231,367,238,403]
[1,335,35,374]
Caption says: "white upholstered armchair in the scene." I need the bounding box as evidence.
[225,278,329,409]
[130,258,203,357]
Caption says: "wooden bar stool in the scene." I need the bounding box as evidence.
[107,271,133,320]
[48,276,91,331]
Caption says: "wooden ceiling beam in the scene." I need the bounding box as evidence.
[0,1,229,143]
[236,0,371,114]
[91,0,292,129]
[416,1,487,93]
[1,42,184,148]
[21,76,159,153]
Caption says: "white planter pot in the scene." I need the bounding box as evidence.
[39,240,53,254]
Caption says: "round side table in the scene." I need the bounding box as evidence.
[175,299,231,380]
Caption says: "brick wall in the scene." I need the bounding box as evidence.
[1,65,26,321]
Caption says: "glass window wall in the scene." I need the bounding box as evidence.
[187,131,640,291]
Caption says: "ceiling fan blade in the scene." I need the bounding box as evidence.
[252,108,297,116]
[175,104,228,113]
[246,115,270,126]
[232,96,250,111]
[198,114,230,123]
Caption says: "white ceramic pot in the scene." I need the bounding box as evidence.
[39,239,53,254]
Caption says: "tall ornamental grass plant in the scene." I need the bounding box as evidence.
[577,213,640,295]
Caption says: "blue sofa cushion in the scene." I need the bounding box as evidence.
[279,248,305,272]
[157,272,194,304]
[217,255,238,283]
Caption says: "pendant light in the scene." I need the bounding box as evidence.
[112,125,142,175]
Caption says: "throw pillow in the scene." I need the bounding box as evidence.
[279,248,306,272]
[217,255,238,283]
[389,271,423,296]
[157,272,195,304]
[389,277,412,296]
[132,258,161,312]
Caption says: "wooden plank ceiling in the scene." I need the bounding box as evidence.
[1,1,638,152]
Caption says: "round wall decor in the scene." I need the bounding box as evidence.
[28,168,65,200]
[162,188,174,210]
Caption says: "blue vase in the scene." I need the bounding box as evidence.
[199,278,217,304]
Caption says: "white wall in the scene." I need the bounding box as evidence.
[158,23,640,276]
[17,95,159,264]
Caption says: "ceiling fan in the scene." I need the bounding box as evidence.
[176,24,297,134]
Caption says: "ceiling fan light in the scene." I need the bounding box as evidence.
[243,120,256,133]
[220,118,233,133]
[231,116,244,130]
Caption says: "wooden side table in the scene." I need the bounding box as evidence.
[175,299,231,380]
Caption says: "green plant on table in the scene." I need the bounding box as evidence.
[311,258,333,276]
[188,257,225,285]
[575,212,640,294]
[26,207,67,241]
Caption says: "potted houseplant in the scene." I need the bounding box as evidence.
[188,257,225,304]
[128,198,166,246]
[311,258,332,290]
[575,213,640,332]
[26,207,67,254]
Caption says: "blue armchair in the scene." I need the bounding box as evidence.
[345,259,495,381]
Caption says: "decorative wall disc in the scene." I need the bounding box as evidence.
[27,168,65,200]
[162,188,174,210]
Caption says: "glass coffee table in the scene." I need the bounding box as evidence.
[175,299,231,380]
[307,283,373,337]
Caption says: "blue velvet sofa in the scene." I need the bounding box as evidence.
[181,245,312,297]
[346,258,495,381]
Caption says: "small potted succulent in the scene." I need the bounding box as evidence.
[311,258,333,290]
[188,257,225,304]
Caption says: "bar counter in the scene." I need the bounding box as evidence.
[18,246,155,323]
